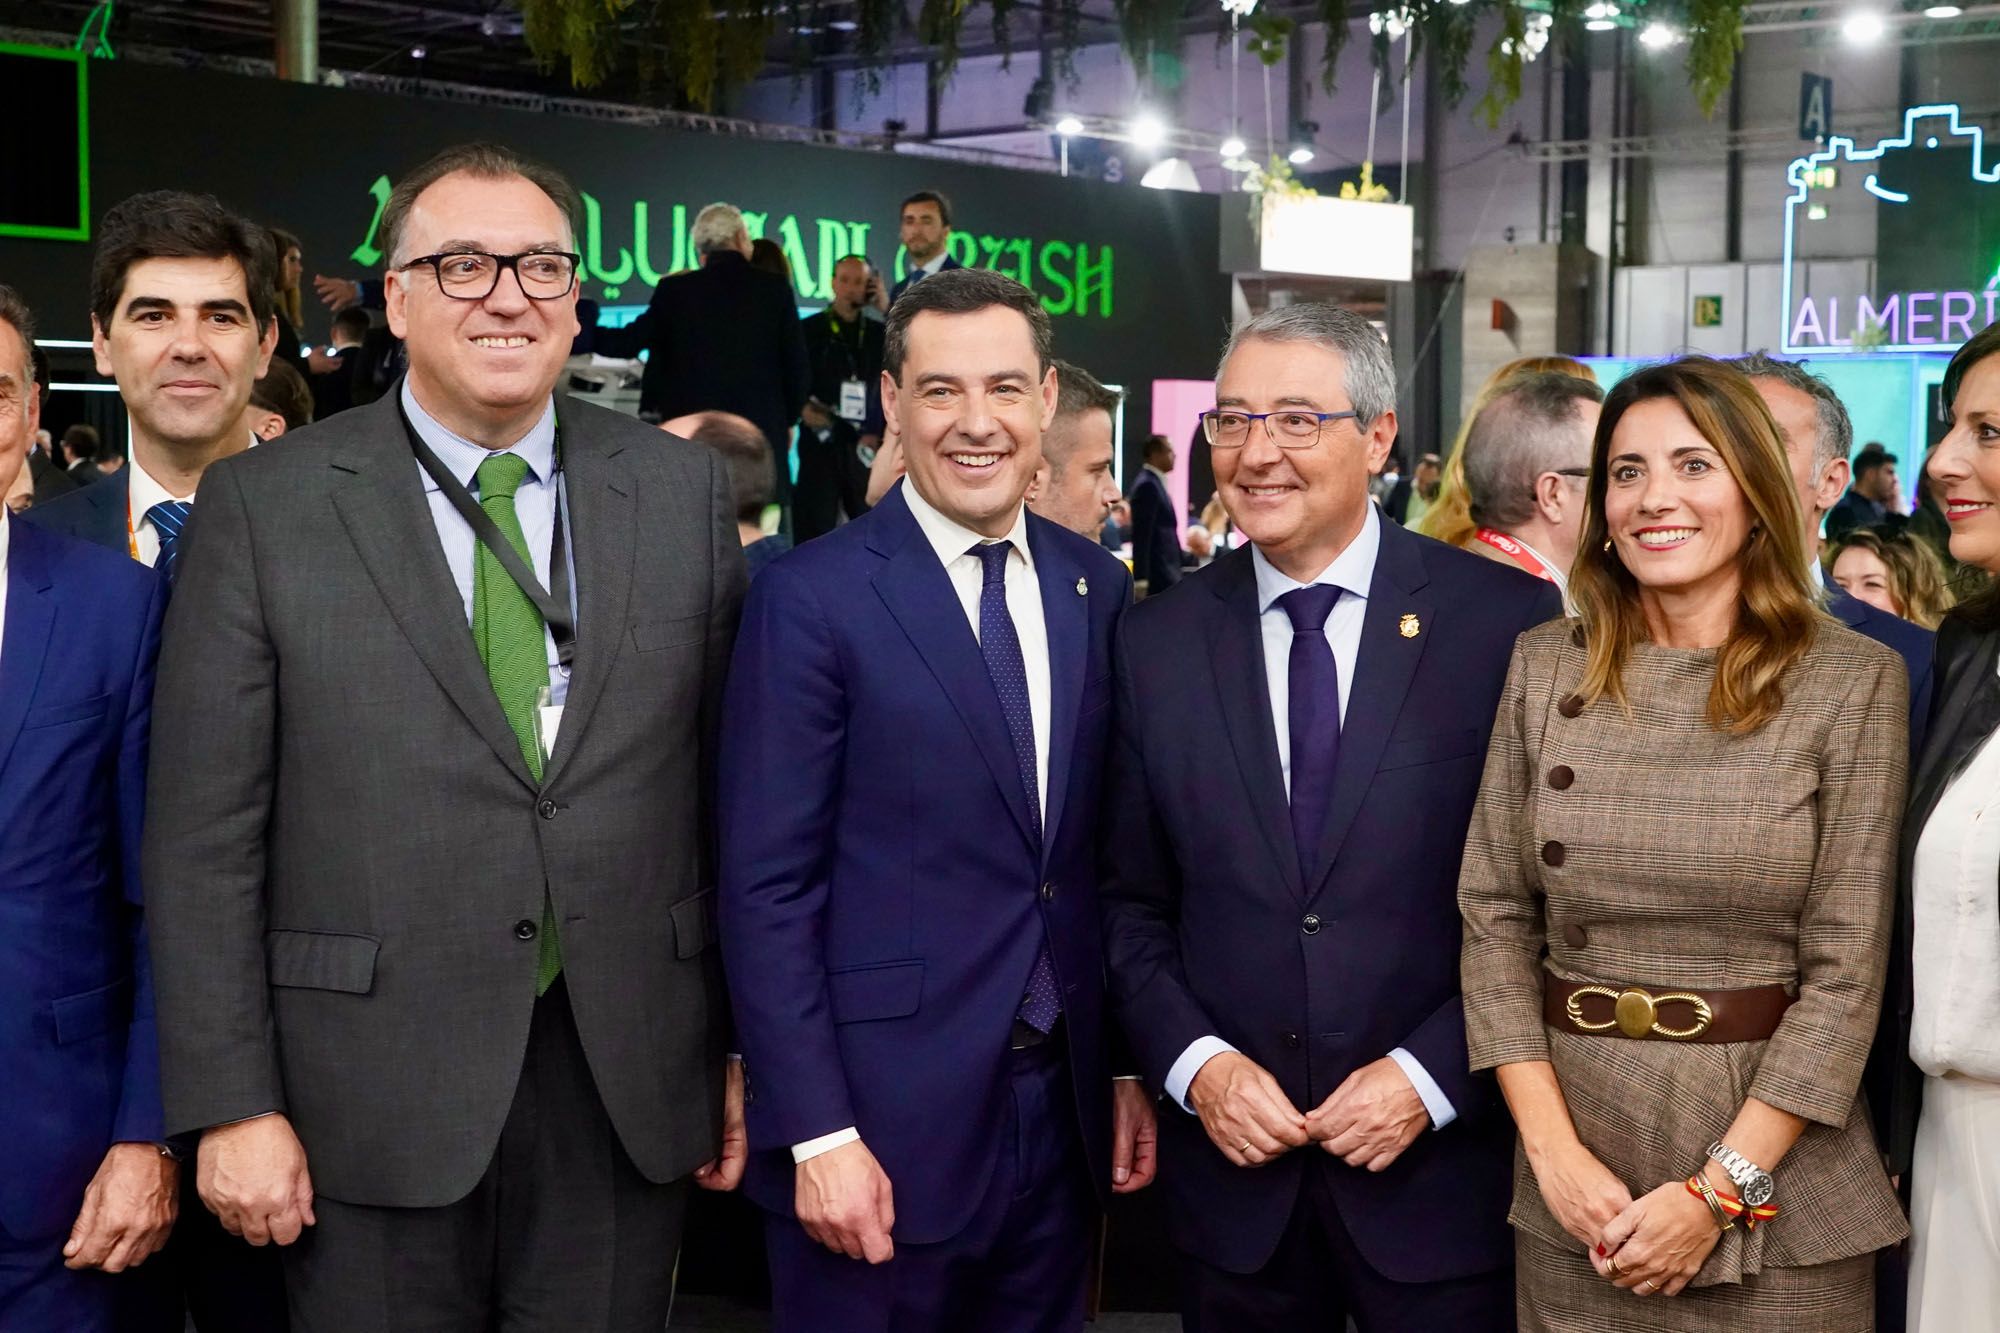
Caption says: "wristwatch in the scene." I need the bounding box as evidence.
[1705,1140,1775,1207]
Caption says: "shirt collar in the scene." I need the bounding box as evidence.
[916,252,950,278]
[1144,463,1168,481]
[127,455,195,516]
[1511,532,1569,593]
[0,504,10,578]
[899,477,1034,573]
[402,379,557,494]
[1253,503,1381,614]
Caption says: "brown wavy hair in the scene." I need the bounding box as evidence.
[1826,528,1955,629]
[1419,355,1598,547]
[1568,355,1820,734]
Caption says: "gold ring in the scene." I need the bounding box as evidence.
[1239,1140,1255,1155]
[1605,1257,1622,1278]
[1640,1279,1658,1293]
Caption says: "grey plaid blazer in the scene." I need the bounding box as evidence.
[1459,618,1909,1285]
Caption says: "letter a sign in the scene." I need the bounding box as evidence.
[1800,74,1833,143]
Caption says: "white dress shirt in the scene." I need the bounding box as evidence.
[125,457,198,569]
[1910,667,2000,1083]
[1162,506,1457,1129]
[910,251,951,282]
[792,479,1053,1164]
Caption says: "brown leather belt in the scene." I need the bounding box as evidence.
[1543,976,1793,1043]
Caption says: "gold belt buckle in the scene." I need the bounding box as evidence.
[1565,985,1715,1040]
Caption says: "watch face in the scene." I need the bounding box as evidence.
[1741,1173,1775,1208]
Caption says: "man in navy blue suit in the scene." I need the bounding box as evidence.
[720,268,1154,1332]
[1102,304,1561,1330]
[0,285,179,1330]
[883,190,964,305]
[23,191,273,576]
[1739,353,1934,746]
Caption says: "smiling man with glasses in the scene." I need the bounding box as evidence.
[1101,303,1561,1331]
[144,142,747,1332]
[1457,370,1605,597]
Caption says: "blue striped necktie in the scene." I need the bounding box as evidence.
[968,541,1061,1034]
[148,500,192,581]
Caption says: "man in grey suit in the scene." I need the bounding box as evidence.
[144,142,747,1331]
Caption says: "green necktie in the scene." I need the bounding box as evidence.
[472,452,562,995]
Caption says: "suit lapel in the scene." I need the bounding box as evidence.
[537,416,638,788]
[91,475,130,550]
[328,398,537,791]
[0,523,57,777]
[1031,520,1086,864]
[1307,521,1434,900]
[1903,629,2000,865]
[869,489,1039,853]
[1204,548,1305,903]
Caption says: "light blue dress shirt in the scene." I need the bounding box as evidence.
[1162,505,1456,1130]
[402,381,571,706]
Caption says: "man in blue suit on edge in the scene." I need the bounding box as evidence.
[1102,305,1562,1331]
[0,284,178,1330]
[720,268,1155,1332]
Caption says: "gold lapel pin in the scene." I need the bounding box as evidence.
[1399,613,1421,639]
[1076,577,1088,596]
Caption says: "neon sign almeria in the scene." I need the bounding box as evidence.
[1781,103,1998,354]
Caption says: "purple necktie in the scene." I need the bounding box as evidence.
[969,542,1060,1033]
[1279,584,1343,882]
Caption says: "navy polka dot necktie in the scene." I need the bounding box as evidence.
[969,541,1060,1034]
[148,500,192,582]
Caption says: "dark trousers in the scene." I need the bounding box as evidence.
[0,1211,157,1333]
[1181,1159,1513,1333]
[280,978,691,1332]
[764,1039,1092,1333]
[119,1172,290,1333]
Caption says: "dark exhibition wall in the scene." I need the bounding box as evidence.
[0,59,1233,453]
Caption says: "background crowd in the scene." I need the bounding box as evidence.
[3,137,1996,1333]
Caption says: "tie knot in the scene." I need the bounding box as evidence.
[1278,584,1343,633]
[147,500,192,538]
[969,541,1013,588]
[476,451,531,501]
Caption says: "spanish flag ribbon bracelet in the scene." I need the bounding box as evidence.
[1685,1175,1779,1230]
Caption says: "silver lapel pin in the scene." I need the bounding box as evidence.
[1076,577,1088,596]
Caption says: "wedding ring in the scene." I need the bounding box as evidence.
[1239,1140,1255,1155]
[1639,1279,1658,1293]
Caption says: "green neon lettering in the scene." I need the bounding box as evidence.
[583,193,634,286]
[1038,240,1075,316]
[350,174,392,267]
[634,201,666,288]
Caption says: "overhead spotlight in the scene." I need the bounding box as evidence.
[1582,2,1617,17]
[1638,21,1680,46]
[1288,144,1316,165]
[410,43,427,59]
[1140,158,1200,191]
[1925,3,1961,14]
[1842,10,1886,42]
[1055,115,1085,137]
[1130,114,1168,150]
[1220,134,1248,159]
[828,17,858,30]
[1584,19,1617,29]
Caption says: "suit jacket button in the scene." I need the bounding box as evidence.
[1300,914,1322,935]
[1547,765,1574,790]
[514,919,538,940]
[1561,923,1589,948]
[1558,693,1585,718]
[538,799,558,820]
[1282,1031,1301,1048]
[1541,840,1566,868]
[1040,882,1055,902]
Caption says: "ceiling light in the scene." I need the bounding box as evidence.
[1220,134,1248,158]
[1130,114,1168,150]
[1925,3,1961,14]
[1584,19,1618,30]
[1055,115,1084,137]
[410,43,427,58]
[1639,22,1680,47]
[828,17,858,29]
[1140,158,1201,191]
[1288,144,1316,165]
[1583,2,1615,17]
[1842,10,1886,42]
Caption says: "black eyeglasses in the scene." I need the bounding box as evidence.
[1553,467,1591,480]
[397,250,582,301]
[1200,409,1363,450]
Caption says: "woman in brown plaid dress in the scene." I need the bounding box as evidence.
[1459,356,1908,1331]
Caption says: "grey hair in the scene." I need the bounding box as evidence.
[1217,303,1397,427]
[1733,350,1851,470]
[691,203,749,257]
[0,282,36,388]
[1462,372,1603,530]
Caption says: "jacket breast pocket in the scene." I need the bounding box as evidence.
[23,694,112,731]
[631,614,707,653]
[826,960,925,1025]
[51,976,134,1045]
[1375,727,1486,773]
[670,889,716,959]
[266,930,380,994]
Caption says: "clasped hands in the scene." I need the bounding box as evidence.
[1189,1051,1429,1172]
[1535,1140,1723,1299]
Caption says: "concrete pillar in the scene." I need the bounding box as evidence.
[273,0,318,84]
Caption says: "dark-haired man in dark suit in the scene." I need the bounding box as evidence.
[1103,304,1559,1331]
[885,191,964,305]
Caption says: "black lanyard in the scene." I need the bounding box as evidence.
[398,395,576,670]
[823,313,865,376]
